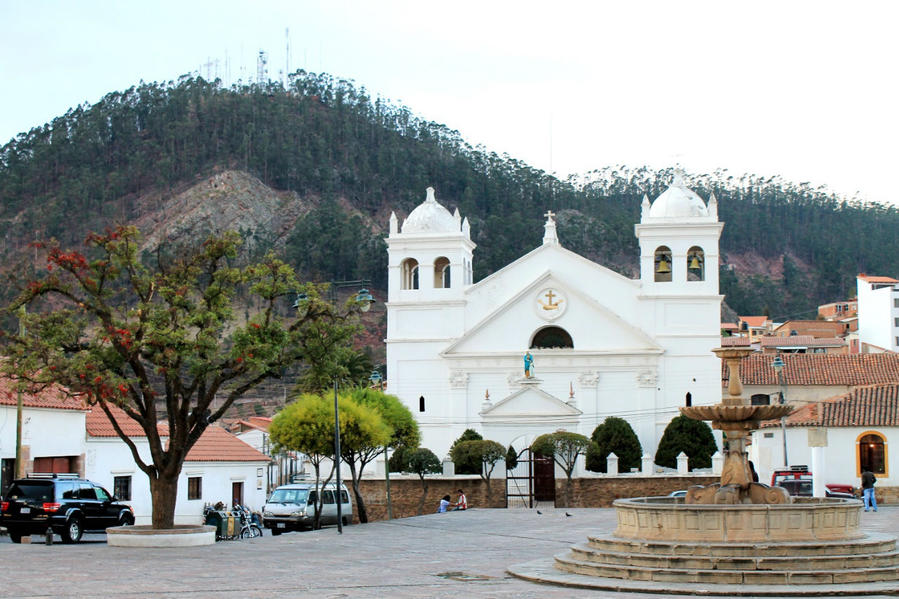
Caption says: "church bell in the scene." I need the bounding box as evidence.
[689,255,702,270]
[656,258,671,274]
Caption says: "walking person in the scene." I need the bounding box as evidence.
[861,470,878,512]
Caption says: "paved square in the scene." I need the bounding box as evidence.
[1,506,896,598]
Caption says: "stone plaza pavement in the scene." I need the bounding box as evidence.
[1,506,898,599]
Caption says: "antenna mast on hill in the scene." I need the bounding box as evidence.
[285,28,290,82]
[257,50,268,84]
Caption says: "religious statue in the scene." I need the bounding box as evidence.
[523,351,534,378]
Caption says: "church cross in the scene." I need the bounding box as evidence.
[544,290,556,305]
[544,210,556,221]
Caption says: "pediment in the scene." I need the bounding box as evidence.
[443,271,661,356]
[481,384,582,418]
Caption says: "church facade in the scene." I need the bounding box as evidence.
[385,175,724,462]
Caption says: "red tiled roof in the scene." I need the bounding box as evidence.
[759,336,845,348]
[762,384,899,428]
[721,337,752,346]
[0,377,87,411]
[88,405,268,462]
[86,403,166,437]
[185,425,269,462]
[725,354,899,387]
[721,323,739,330]
[858,275,899,284]
[739,316,768,327]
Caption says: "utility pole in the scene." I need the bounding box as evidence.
[14,305,25,478]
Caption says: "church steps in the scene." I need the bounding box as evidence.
[586,533,896,557]
[553,552,899,584]
[569,543,899,571]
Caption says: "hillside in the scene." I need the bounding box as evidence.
[2,72,899,322]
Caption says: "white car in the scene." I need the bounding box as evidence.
[261,482,353,535]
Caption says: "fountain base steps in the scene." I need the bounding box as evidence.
[508,532,899,596]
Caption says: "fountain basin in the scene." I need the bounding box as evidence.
[614,496,863,543]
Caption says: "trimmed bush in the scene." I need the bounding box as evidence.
[586,416,642,473]
[655,415,718,469]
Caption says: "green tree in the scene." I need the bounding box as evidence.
[343,387,420,523]
[450,428,483,474]
[399,448,441,515]
[586,417,642,473]
[532,431,590,507]
[505,444,519,470]
[1,227,363,529]
[449,439,505,505]
[655,415,718,470]
[269,391,390,529]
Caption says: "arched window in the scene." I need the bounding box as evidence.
[401,258,419,290]
[654,246,672,282]
[530,326,574,349]
[419,395,425,412]
[687,246,705,281]
[434,257,450,289]
[857,431,887,475]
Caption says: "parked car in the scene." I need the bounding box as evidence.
[1,474,134,543]
[261,481,352,535]
[771,466,856,499]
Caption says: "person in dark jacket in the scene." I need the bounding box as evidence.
[861,470,878,512]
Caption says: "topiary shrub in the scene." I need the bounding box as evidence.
[505,444,519,470]
[450,428,483,474]
[655,415,718,470]
[586,416,642,473]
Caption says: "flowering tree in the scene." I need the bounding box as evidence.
[0,226,362,529]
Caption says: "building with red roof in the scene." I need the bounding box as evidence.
[0,377,88,489]
[751,383,899,501]
[84,404,269,525]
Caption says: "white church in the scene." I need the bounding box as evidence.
[385,173,724,462]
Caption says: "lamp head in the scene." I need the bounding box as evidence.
[771,355,785,374]
[356,288,375,312]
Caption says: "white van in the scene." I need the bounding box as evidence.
[261,482,353,535]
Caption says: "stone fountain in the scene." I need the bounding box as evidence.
[509,347,899,595]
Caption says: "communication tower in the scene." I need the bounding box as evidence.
[257,50,268,84]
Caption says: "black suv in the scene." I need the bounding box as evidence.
[1,475,134,543]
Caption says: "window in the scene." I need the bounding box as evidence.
[434,257,450,288]
[857,432,887,476]
[531,326,574,349]
[687,246,705,281]
[113,476,132,501]
[750,394,770,406]
[339,490,349,503]
[401,258,419,290]
[95,486,110,501]
[894,317,899,328]
[322,490,335,504]
[894,297,899,308]
[654,246,672,282]
[419,395,425,412]
[77,483,96,500]
[188,476,202,500]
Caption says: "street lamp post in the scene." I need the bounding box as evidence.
[771,355,789,467]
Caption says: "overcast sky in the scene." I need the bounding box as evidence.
[2,1,897,204]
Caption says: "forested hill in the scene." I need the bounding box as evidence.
[2,72,898,318]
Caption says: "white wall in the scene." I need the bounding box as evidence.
[751,426,896,489]
[857,279,899,352]
[0,405,86,466]
[86,436,269,525]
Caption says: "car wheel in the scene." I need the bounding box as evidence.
[7,529,23,544]
[270,527,281,536]
[62,517,83,544]
[118,512,134,526]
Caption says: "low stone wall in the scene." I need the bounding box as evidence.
[874,487,897,505]
[555,475,720,508]
[352,477,506,522]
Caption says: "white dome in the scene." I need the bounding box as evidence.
[401,187,459,234]
[649,173,709,218]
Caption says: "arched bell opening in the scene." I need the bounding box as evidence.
[530,326,574,349]
[654,246,672,282]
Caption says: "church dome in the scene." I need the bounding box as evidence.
[649,172,709,218]
[401,187,459,234]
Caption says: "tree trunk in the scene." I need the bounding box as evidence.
[565,476,574,508]
[149,474,179,529]
[416,477,428,515]
[484,477,492,505]
[348,461,368,523]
